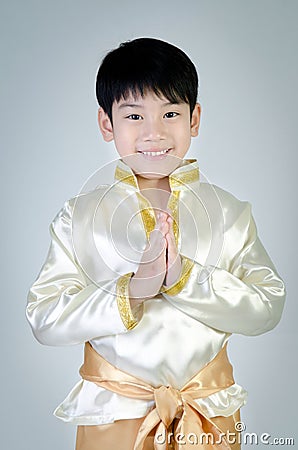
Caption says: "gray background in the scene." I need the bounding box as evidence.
[1,0,297,448]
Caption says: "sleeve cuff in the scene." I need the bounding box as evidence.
[161,256,194,296]
[116,272,140,330]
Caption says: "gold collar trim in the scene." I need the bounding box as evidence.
[114,159,199,191]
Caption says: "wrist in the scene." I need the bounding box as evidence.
[129,270,163,300]
[162,256,194,296]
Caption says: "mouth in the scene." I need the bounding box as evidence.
[138,148,172,159]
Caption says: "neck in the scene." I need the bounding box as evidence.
[136,175,171,193]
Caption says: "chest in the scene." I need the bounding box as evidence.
[72,187,226,283]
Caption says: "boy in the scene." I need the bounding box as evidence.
[26,38,285,450]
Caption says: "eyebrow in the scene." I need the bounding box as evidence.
[118,101,181,109]
[118,103,143,109]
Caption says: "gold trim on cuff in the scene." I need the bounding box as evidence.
[116,272,138,330]
[161,256,194,296]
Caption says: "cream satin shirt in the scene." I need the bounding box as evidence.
[26,159,285,425]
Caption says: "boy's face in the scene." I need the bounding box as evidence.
[98,90,201,178]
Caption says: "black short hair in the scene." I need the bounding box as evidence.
[95,37,199,123]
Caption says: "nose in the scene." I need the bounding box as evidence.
[141,117,166,142]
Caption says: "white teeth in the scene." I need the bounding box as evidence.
[142,149,168,156]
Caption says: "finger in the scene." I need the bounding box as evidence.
[166,214,174,227]
[156,214,170,236]
[166,229,176,256]
[150,226,168,245]
[149,228,167,253]
[166,224,179,261]
[157,211,169,222]
[149,229,163,249]
[143,236,166,265]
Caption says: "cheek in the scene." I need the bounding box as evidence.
[113,127,137,156]
[115,124,135,142]
[176,125,191,147]
[175,130,191,158]
[114,127,128,145]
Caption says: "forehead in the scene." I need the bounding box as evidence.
[114,90,185,108]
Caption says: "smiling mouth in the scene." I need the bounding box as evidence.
[139,149,171,157]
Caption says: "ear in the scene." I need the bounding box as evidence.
[190,103,201,137]
[97,108,114,142]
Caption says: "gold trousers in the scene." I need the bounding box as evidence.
[77,342,241,449]
[76,410,241,450]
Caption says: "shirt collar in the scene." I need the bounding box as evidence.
[114,158,200,192]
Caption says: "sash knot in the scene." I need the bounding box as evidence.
[154,386,183,427]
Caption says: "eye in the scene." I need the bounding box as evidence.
[164,112,179,119]
[126,114,143,120]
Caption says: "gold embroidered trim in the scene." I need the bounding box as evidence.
[161,256,194,296]
[115,166,138,188]
[167,190,180,246]
[115,162,199,191]
[141,208,156,240]
[116,272,138,330]
[169,168,199,189]
[136,193,156,240]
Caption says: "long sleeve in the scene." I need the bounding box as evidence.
[26,200,141,346]
[162,202,286,336]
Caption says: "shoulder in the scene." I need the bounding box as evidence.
[197,182,253,229]
[50,185,112,229]
[207,183,250,210]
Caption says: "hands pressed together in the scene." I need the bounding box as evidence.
[129,211,182,307]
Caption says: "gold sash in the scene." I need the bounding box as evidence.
[79,342,236,449]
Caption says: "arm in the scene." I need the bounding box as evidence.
[26,200,142,346]
[162,203,286,336]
